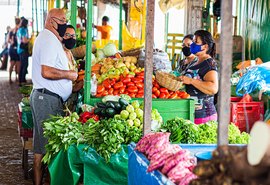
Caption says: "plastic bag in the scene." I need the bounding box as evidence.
[90,74,97,96]
[236,63,270,96]
[138,49,172,74]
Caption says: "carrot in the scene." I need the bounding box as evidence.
[115,53,122,59]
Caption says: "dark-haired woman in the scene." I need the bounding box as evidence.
[179,30,218,124]
[176,34,198,75]
[17,18,29,86]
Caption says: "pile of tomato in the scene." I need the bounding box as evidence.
[95,71,190,99]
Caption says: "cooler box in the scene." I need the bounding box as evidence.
[230,100,264,132]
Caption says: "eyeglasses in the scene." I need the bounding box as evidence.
[64,33,76,38]
[52,17,66,24]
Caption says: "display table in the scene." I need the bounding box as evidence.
[48,144,128,185]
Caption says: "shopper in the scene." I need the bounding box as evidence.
[30,8,77,185]
[176,34,198,75]
[0,26,11,70]
[17,18,29,86]
[179,30,218,124]
[93,16,113,40]
[8,17,21,83]
[63,25,77,70]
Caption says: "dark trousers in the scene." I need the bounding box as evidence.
[19,51,29,83]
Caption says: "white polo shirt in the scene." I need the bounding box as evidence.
[32,29,72,101]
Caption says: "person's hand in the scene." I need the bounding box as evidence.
[69,71,78,81]
[73,80,84,92]
[179,75,193,85]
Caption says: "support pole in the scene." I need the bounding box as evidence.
[217,0,233,145]
[17,0,20,16]
[32,0,34,33]
[71,0,77,29]
[119,0,123,50]
[143,0,155,136]
[84,0,93,104]
[164,13,169,52]
[36,0,39,33]
[56,0,61,8]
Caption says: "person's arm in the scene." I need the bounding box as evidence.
[179,70,218,95]
[41,65,78,81]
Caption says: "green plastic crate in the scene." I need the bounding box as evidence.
[89,98,195,123]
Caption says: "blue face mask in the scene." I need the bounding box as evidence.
[190,42,203,54]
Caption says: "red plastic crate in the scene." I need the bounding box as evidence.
[230,101,264,132]
[18,109,33,138]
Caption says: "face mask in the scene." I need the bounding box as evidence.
[63,38,76,49]
[190,42,203,54]
[182,46,191,57]
[56,23,67,37]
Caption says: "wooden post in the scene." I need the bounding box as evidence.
[143,0,155,136]
[217,0,233,145]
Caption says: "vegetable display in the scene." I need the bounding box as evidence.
[161,118,250,144]
[135,132,197,185]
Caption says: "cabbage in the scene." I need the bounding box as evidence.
[103,43,117,57]
[96,49,106,60]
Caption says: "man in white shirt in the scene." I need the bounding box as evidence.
[30,8,77,185]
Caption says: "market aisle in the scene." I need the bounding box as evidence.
[0,70,32,185]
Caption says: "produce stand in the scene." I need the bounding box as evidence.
[17,102,33,179]
[88,98,195,123]
[48,144,128,185]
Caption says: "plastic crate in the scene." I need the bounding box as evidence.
[89,98,195,123]
[18,108,33,138]
[230,101,264,132]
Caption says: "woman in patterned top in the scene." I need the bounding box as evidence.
[179,30,218,124]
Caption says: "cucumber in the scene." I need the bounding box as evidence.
[113,102,122,111]
[105,101,115,109]
[105,108,116,118]
[96,102,106,108]
[119,98,129,107]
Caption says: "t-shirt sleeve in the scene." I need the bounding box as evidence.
[39,39,58,67]
[95,25,103,32]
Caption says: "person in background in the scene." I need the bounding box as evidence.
[0,26,11,70]
[175,34,198,75]
[63,25,77,71]
[93,16,113,40]
[179,30,218,124]
[30,8,77,185]
[17,18,29,86]
[8,17,21,83]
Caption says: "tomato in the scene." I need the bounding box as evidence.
[169,93,178,99]
[110,78,117,86]
[126,74,135,78]
[95,93,103,98]
[169,91,174,95]
[152,94,157,98]
[129,93,136,98]
[113,89,119,95]
[153,81,160,88]
[138,89,144,94]
[159,93,166,99]
[123,91,129,95]
[132,77,143,84]
[152,87,158,93]
[136,82,144,89]
[102,80,111,89]
[159,88,169,94]
[122,77,131,84]
[108,88,114,95]
[102,90,109,96]
[165,92,170,99]
[97,85,105,94]
[240,94,252,102]
[177,91,185,97]
[119,87,125,94]
[128,86,138,93]
[127,82,135,87]
[113,82,124,89]
[154,90,160,97]
[181,93,190,99]
[136,71,144,77]
[136,93,144,98]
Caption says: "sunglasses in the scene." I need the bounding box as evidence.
[64,33,76,38]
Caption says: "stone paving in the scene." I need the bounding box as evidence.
[0,70,32,185]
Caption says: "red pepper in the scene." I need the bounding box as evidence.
[113,82,124,89]
[102,90,109,96]
[169,92,178,99]
[102,80,111,89]
[110,78,117,86]
[137,89,144,94]
[108,88,114,95]
[127,82,135,87]
[136,82,144,89]
[132,77,143,84]
[129,93,136,98]
[122,77,131,84]
[97,85,105,94]
[119,87,125,94]
[136,93,144,98]
[159,93,166,99]
[154,90,160,97]
[152,94,157,98]
[160,88,169,94]
[152,87,158,93]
